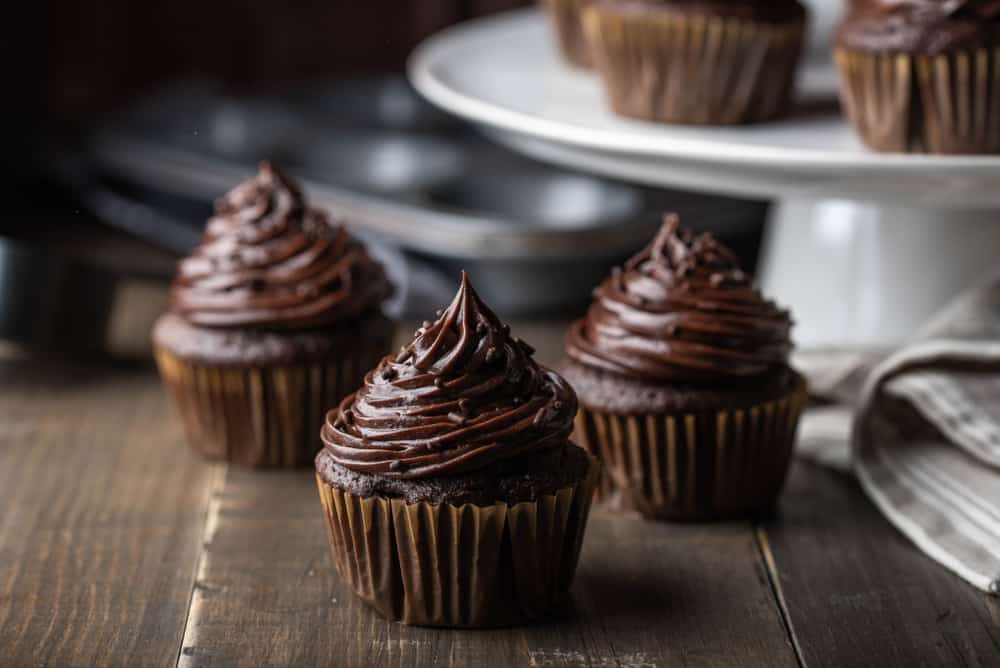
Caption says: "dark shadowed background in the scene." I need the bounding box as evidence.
[0,0,765,356]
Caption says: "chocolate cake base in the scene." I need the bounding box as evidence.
[315,446,599,627]
[559,361,807,520]
[152,311,395,367]
[153,311,396,468]
[315,442,591,507]
[559,360,800,415]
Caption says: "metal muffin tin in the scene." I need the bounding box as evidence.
[86,77,765,314]
[287,130,467,195]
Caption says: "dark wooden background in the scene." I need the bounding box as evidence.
[31,0,530,120]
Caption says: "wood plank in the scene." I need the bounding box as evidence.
[0,360,221,667]
[760,461,1000,668]
[180,467,797,667]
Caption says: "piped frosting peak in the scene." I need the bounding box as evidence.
[566,215,793,383]
[322,272,577,479]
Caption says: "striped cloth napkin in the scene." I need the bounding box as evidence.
[795,272,1000,596]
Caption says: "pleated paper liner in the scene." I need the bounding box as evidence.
[541,0,595,69]
[583,7,804,124]
[573,379,807,520]
[836,47,1000,154]
[316,456,599,628]
[154,341,388,468]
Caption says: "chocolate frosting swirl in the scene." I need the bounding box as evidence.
[565,215,792,383]
[838,0,1000,54]
[170,162,391,329]
[321,272,577,480]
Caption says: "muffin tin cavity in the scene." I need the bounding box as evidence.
[426,163,642,230]
[286,132,466,194]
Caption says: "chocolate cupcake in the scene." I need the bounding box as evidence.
[541,0,596,68]
[836,1,1000,153]
[316,272,598,628]
[561,215,806,521]
[583,0,807,125]
[153,163,394,468]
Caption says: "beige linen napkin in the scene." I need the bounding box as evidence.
[795,272,1000,595]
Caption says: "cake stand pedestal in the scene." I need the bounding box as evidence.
[410,9,1000,346]
[760,202,998,344]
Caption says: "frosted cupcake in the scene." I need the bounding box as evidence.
[316,273,598,627]
[561,215,806,520]
[836,0,1000,153]
[584,0,807,125]
[153,163,394,468]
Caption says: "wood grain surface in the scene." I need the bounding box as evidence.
[0,359,222,667]
[760,462,1000,668]
[1,338,998,667]
[178,468,796,668]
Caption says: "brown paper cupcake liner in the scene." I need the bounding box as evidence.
[541,0,594,69]
[155,343,388,468]
[836,47,1000,154]
[316,456,599,628]
[583,9,804,125]
[573,380,807,520]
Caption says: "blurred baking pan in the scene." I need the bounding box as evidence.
[80,77,766,315]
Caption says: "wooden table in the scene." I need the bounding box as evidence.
[2,322,999,668]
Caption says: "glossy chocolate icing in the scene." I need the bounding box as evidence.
[170,162,391,329]
[321,272,577,480]
[838,0,1000,54]
[565,215,792,384]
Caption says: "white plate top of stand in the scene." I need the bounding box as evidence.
[410,9,1000,206]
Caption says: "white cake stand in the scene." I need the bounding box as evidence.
[409,9,1000,347]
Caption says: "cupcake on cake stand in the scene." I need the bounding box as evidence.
[409,8,1000,347]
